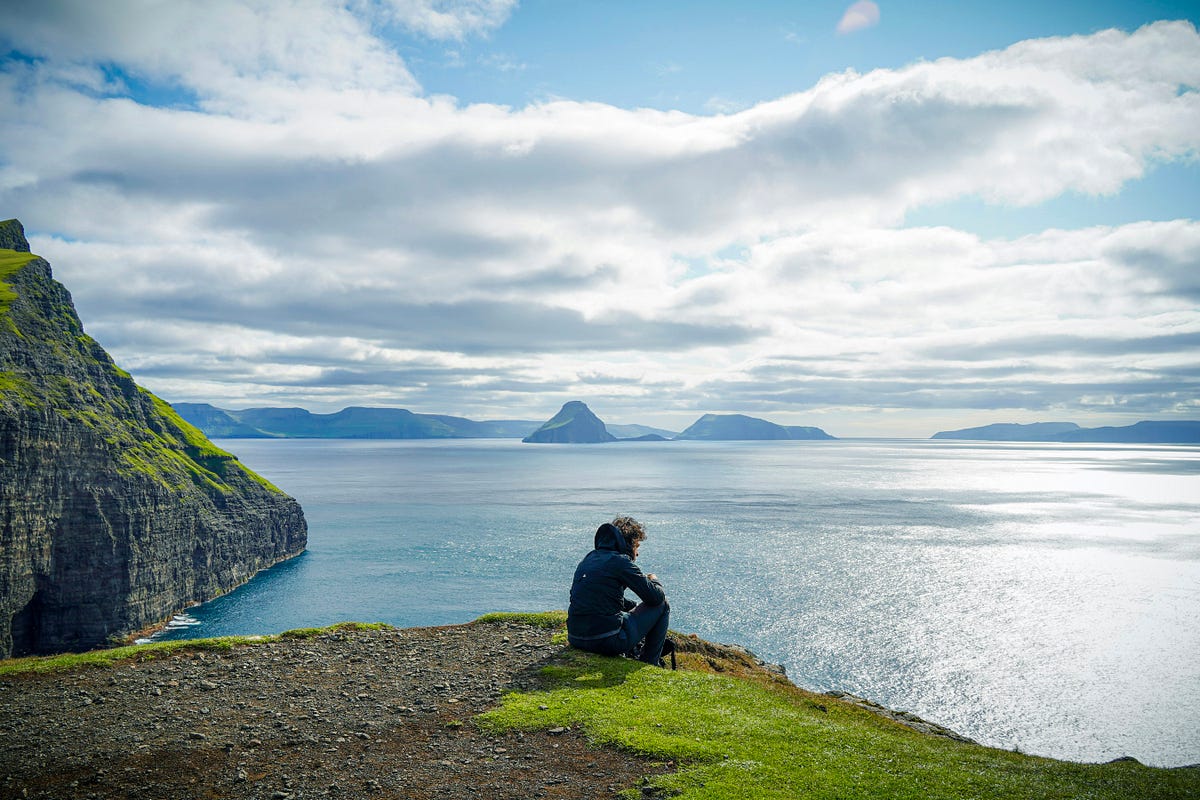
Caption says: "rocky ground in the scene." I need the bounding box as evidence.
[0,620,672,799]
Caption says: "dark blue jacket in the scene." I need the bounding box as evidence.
[567,523,666,642]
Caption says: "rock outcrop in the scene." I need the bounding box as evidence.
[0,219,307,657]
[522,401,616,443]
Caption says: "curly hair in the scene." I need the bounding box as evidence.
[611,516,646,546]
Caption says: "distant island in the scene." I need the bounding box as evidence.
[521,406,836,444]
[177,402,839,444]
[174,402,682,442]
[932,420,1200,444]
[176,402,1199,446]
[175,403,542,440]
[675,413,836,441]
[523,401,616,443]
[606,423,678,439]
[931,422,1082,441]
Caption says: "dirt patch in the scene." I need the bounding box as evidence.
[0,621,670,799]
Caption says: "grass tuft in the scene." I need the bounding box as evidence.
[0,635,272,676]
[0,248,38,332]
[473,611,567,628]
[0,622,392,676]
[279,622,392,639]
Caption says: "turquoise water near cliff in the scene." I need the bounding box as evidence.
[158,438,1200,767]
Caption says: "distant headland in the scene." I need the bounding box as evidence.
[932,420,1200,444]
[675,413,835,441]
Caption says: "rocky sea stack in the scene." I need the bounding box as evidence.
[0,219,307,658]
[522,401,616,443]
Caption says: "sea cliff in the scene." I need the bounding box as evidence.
[0,219,307,657]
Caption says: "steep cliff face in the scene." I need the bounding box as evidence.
[0,219,307,658]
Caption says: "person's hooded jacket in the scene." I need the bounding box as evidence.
[567,522,666,642]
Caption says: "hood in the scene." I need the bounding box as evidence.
[594,522,632,557]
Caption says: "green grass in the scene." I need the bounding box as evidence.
[1,244,284,498]
[479,647,1199,800]
[0,622,392,676]
[0,370,39,405]
[0,635,272,676]
[474,611,568,628]
[0,247,38,332]
[277,622,392,639]
[0,247,37,283]
[148,394,284,494]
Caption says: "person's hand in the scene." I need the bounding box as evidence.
[646,573,657,581]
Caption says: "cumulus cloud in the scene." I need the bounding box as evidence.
[837,1,880,35]
[0,0,420,116]
[12,22,1198,254]
[2,11,1198,432]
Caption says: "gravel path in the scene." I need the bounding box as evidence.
[0,620,670,799]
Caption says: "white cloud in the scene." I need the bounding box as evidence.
[7,19,1197,228]
[2,11,1198,432]
[480,52,527,72]
[0,0,422,121]
[703,96,749,114]
[837,1,880,35]
[380,0,518,40]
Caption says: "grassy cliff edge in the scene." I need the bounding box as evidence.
[2,613,1195,799]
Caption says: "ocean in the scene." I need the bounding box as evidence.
[154,438,1200,767]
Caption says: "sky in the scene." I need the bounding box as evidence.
[1,1,1198,437]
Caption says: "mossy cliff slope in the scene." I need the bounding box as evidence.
[0,219,307,658]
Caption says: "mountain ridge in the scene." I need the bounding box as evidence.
[174,403,541,439]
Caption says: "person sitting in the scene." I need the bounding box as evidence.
[567,516,670,666]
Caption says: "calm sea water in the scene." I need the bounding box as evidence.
[156,438,1200,766]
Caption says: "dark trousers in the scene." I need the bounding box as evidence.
[570,601,670,665]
